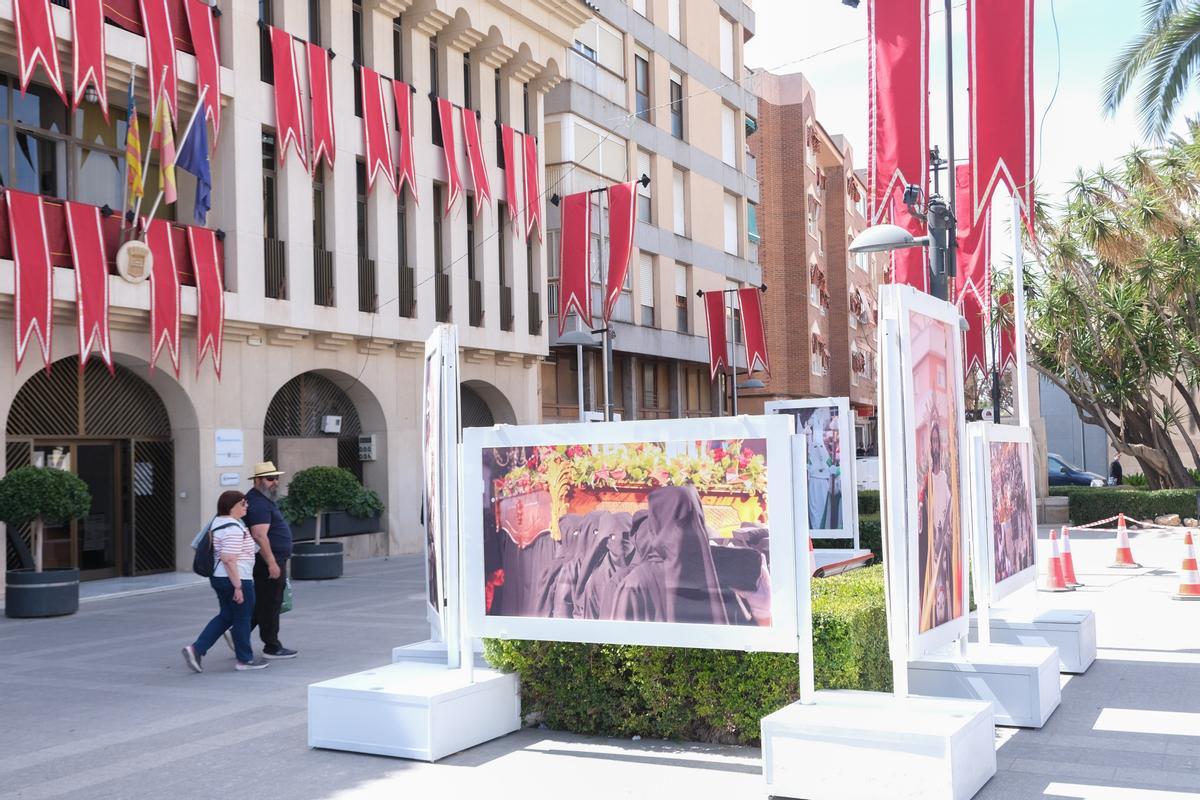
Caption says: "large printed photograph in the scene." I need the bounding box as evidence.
[422,349,440,615]
[765,398,856,540]
[990,440,1035,586]
[910,310,965,635]
[480,439,774,627]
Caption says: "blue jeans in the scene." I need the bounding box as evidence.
[193,576,256,664]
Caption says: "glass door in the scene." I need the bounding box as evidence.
[30,442,122,579]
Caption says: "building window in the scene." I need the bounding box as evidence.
[259,0,274,84]
[672,168,686,236]
[642,362,659,410]
[630,0,647,17]
[262,129,277,238]
[433,185,444,273]
[670,72,684,140]
[523,81,531,132]
[463,52,473,111]
[466,195,476,280]
[634,52,650,121]
[639,253,654,326]
[313,164,327,251]
[719,15,734,78]
[675,265,689,333]
[392,16,404,82]
[636,151,652,223]
[355,160,367,256]
[723,193,738,255]
[721,105,736,166]
[495,68,505,164]
[748,203,760,244]
[668,0,682,40]
[430,37,442,144]
[352,0,363,116]
[308,0,322,46]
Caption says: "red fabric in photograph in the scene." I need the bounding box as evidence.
[703,291,728,381]
[437,97,463,215]
[14,0,66,102]
[268,26,307,172]
[604,181,637,324]
[72,0,109,119]
[308,42,335,172]
[139,0,178,120]
[556,191,592,336]
[7,189,54,371]
[189,225,223,378]
[146,218,181,375]
[737,287,770,375]
[183,0,221,138]
[360,66,397,195]
[64,201,113,372]
[462,109,492,215]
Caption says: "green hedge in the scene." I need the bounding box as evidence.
[813,513,881,557]
[1048,487,1200,525]
[858,489,880,516]
[484,565,888,745]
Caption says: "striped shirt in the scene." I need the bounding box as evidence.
[211,517,257,580]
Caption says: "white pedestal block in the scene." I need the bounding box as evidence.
[969,608,1096,674]
[761,690,995,800]
[391,638,490,668]
[308,661,520,761]
[907,643,1060,728]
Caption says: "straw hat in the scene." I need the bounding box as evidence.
[250,461,286,479]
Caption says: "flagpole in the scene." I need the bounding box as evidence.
[133,65,170,228]
[143,85,209,224]
[1011,193,1029,425]
[121,66,136,231]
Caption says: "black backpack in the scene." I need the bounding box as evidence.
[192,521,241,577]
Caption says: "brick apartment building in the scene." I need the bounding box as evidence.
[741,70,883,453]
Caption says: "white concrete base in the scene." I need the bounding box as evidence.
[761,690,996,800]
[308,661,520,761]
[907,643,1060,728]
[391,638,490,668]
[969,607,1096,674]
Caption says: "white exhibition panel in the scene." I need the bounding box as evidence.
[907,642,1061,728]
[880,285,973,661]
[761,690,996,800]
[462,415,805,654]
[969,608,1096,674]
[966,423,1039,604]
[308,661,520,762]
[421,324,461,652]
[766,397,859,545]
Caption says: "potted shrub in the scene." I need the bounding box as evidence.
[280,467,384,580]
[1,466,92,618]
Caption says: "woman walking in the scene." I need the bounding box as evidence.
[182,491,268,672]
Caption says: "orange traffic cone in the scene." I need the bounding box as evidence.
[1110,513,1142,568]
[1040,528,1074,592]
[1173,530,1200,601]
[1060,527,1082,586]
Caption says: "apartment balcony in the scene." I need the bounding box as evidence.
[469,278,484,327]
[357,256,377,313]
[436,272,451,323]
[500,285,514,332]
[745,150,757,179]
[399,265,416,318]
[264,238,287,300]
[313,248,334,307]
[568,49,626,108]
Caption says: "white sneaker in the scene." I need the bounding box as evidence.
[182,645,202,673]
[235,660,269,671]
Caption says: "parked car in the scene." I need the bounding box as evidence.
[1048,453,1106,487]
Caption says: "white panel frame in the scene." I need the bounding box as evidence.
[765,397,859,545]
[968,422,1038,604]
[462,415,802,653]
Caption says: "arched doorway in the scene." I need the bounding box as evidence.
[461,380,517,428]
[5,357,175,579]
[263,372,365,480]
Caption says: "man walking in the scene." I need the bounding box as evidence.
[243,461,298,659]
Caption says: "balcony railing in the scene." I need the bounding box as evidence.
[528,290,542,335]
[264,237,287,299]
[568,49,627,107]
[313,248,334,306]
[469,278,484,327]
[745,150,757,178]
[399,265,416,318]
[357,256,377,312]
[500,285,514,331]
[436,272,451,322]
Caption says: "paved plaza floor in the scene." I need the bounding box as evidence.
[1,525,1198,799]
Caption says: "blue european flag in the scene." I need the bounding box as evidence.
[175,102,211,224]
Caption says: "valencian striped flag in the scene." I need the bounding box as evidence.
[124,75,143,213]
[151,89,177,205]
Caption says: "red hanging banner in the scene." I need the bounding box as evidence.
[184,0,221,139]
[603,181,637,324]
[71,0,109,119]
[360,66,396,196]
[269,26,307,172]
[146,219,181,375]
[14,0,66,103]
[501,124,522,234]
[556,191,592,336]
[702,291,729,382]
[954,163,990,376]
[868,0,929,292]
[64,201,113,372]
[437,98,463,215]
[307,42,335,171]
[523,134,542,240]
[461,109,492,216]
[7,190,54,371]
[188,225,223,379]
[998,292,1016,370]
[392,80,417,203]
[968,0,1035,228]
[139,0,178,120]
[737,287,770,375]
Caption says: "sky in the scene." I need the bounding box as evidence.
[744,0,1198,208]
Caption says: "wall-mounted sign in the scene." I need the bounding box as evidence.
[215,429,244,467]
[220,472,241,487]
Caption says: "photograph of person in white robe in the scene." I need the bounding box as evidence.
[798,407,842,530]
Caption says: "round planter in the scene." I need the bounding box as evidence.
[290,541,343,580]
[5,568,80,618]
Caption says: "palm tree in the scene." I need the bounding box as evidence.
[1103,0,1200,141]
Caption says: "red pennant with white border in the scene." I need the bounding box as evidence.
[557,191,591,336]
[462,109,492,216]
[392,80,418,204]
[737,287,770,375]
[702,291,728,381]
[65,201,112,372]
[523,133,542,240]
[184,0,221,139]
[139,0,178,121]
[146,219,181,375]
[998,292,1016,370]
[71,0,108,120]
[307,42,335,171]
[969,0,1035,229]
[501,124,522,235]
[7,190,54,371]
[14,0,66,103]
[189,226,223,378]
[360,66,396,195]
[437,98,463,215]
[603,181,637,323]
[269,26,307,172]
